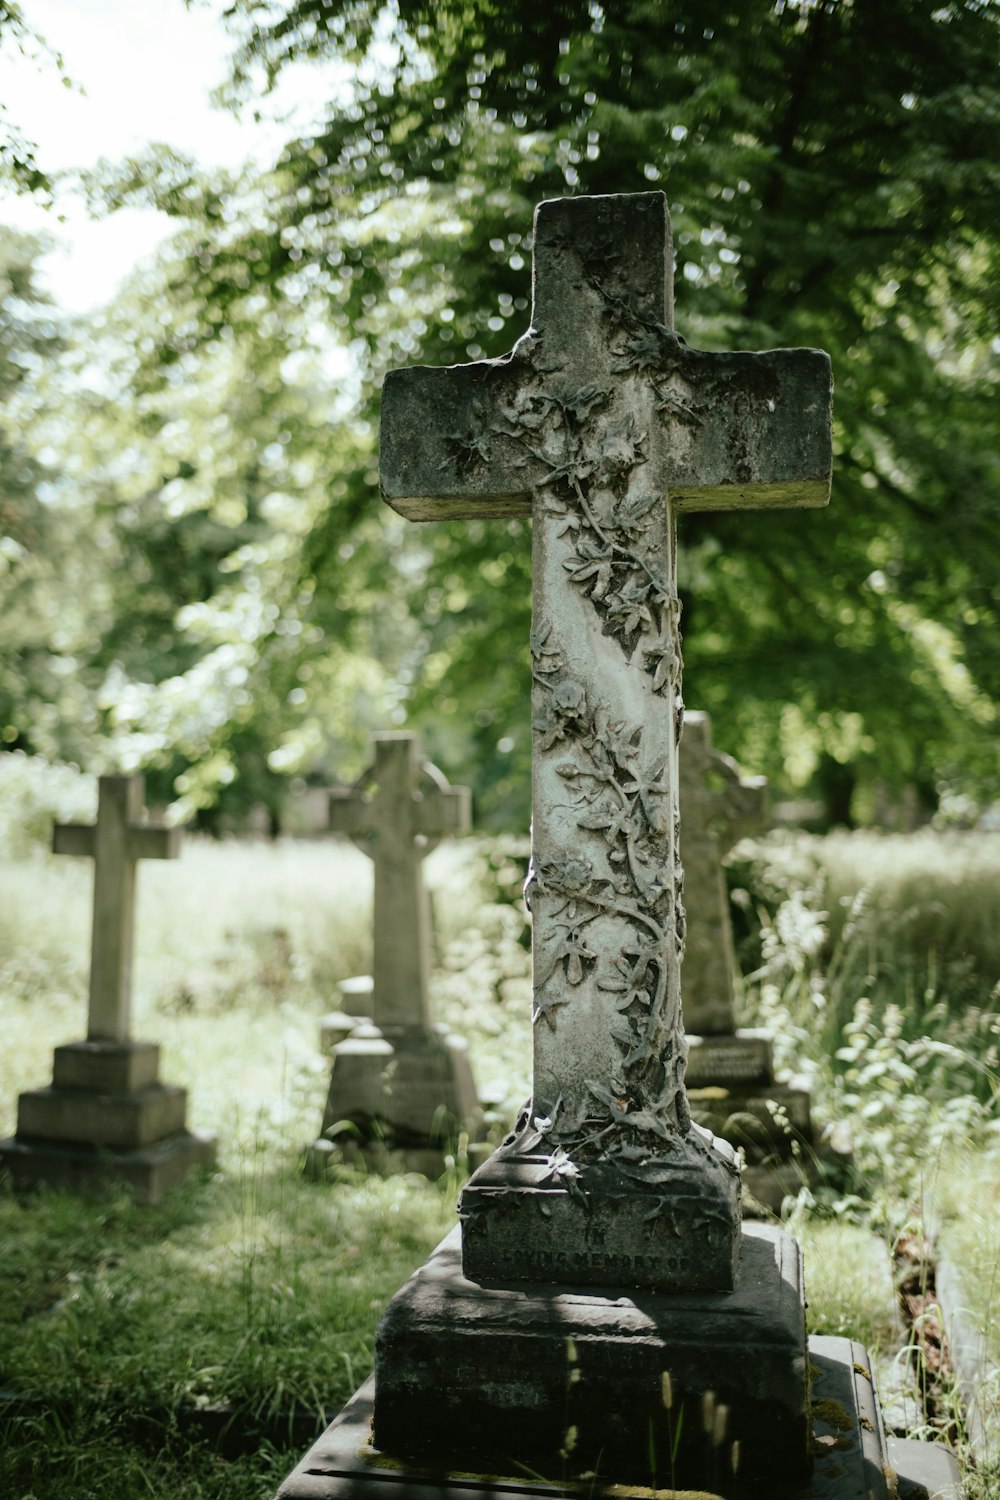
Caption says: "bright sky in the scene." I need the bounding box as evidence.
[0,0,325,311]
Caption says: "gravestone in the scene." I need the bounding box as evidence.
[276,193,960,1499]
[308,732,484,1174]
[680,709,815,1209]
[0,775,214,1204]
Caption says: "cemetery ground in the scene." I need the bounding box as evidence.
[1,823,999,1498]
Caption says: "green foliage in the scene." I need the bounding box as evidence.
[0,749,94,859]
[736,830,1000,1207]
[794,1220,899,1355]
[1,828,1000,1490]
[0,1170,454,1499]
[2,0,987,826]
[0,2,61,197]
[193,0,1000,822]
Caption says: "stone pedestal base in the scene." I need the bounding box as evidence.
[273,1330,962,1499]
[460,1121,741,1292]
[373,1223,804,1490]
[0,1039,215,1205]
[309,1022,484,1175]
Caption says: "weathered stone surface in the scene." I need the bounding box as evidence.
[688,1078,814,1151]
[381,192,829,1290]
[373,1223,807,1490]
[0,1130,215,1207]
[274,1338,961,1498]
[17,1082,188,1150]
[328,734,469,1032]
[316,734,483,1163]
[679,709,767,1036]
[462,1111,740,1291]
[337,974,375,1018]
[317,1012,357,1052]
[322,1024,480,1146]
[684,1029,773,1087]
[0,773,214,1201]
[272,188,958,1500]
[677,712,817,1204]
[382,205,831,522]
[53,775,180,1043]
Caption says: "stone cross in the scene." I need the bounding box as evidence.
[381,191,830,1291]
[679,710,768,1037]
[328,732,470,1029]
[53,775,180,1044]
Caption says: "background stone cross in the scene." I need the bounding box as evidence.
[53,774,180,1044]
[329,732,470,1029]
[381,192,831,1290]
[679,709,768,1036]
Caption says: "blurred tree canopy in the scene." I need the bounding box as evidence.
[2,0,999,829]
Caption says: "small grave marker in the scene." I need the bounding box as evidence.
[678,709,767,1038]
[679,710,815,1208]
[0,774,213,1203]
[328,732,469,1029]
[312,733,483,1170]
[53,774,181,1044]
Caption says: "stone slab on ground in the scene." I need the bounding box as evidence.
[274,1336,961,1498]
[0,1128,215,1206]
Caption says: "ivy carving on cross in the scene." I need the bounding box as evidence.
[381,192,831,1289]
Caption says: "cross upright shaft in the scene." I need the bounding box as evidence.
[381,193,830,1290]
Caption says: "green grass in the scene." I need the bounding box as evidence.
[2,823,1000,1495]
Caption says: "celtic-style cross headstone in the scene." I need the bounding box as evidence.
[53,775,180,1044]
[328,733,470,1030]
[679,710,768,1038]
[381,192,830,1291]
[315,732,481,1169]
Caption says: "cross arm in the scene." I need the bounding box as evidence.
[52,824,97,858]
[665,346,832,512]
[380,351,541,521]
[411,783,471,838]
[328,790,372,837]
[127,826,182,861]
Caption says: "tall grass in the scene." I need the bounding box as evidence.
[3,794,1000,1495]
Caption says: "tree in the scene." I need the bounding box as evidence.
[0,230,83,757]
[75,1,1000,825]
[6,215,408,823]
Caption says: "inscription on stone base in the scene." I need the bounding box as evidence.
[684,1029,773,1087]
[460,1124,741,1293]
